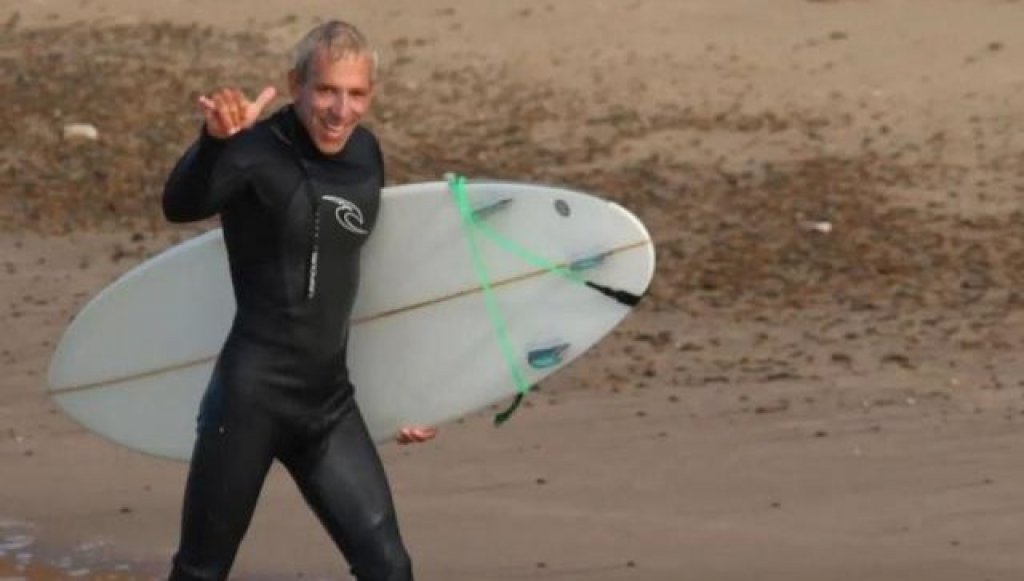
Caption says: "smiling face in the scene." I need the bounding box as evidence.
[288,48,375,155]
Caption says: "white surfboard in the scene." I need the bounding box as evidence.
[47,180,655,461]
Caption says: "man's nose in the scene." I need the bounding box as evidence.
[330,94,350,118]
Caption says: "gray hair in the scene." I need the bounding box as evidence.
[292,20,378,83]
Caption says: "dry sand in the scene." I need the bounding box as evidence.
[2,0,1024,579]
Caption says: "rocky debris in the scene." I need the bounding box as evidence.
[62,123,100,141]
[2,22,1021,321]
[2,22,1022,429]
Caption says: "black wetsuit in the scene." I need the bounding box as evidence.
[162,106,411,581]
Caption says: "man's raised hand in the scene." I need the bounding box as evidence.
[198,86,277,139]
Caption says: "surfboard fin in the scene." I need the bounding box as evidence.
[527,343,570,369]
[471,198,513,220]
[569,251,612,272]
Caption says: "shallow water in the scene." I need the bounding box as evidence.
[0,518,155,580]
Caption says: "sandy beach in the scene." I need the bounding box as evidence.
[2,0,1024,578]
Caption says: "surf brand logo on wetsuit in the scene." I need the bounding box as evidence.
[322,195,368,235]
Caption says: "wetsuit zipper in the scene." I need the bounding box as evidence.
[306,196,321,300]
[268,122,326,302]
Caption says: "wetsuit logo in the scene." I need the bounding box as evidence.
[322,195,368,235]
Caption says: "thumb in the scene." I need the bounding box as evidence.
[250,86,277,115]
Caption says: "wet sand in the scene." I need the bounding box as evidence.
[2,0,1024,579]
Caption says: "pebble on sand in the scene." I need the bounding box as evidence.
[62,123,99,141]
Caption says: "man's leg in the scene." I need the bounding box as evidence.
[283,402,412,581]
[169,403,277,581]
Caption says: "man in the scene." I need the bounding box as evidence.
[162,20,435,581]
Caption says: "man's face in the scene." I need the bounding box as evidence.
[289,48,374,155]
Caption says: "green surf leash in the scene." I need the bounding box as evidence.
[449,174,530,424]
[449,177,643,306]
[447,174,646,424]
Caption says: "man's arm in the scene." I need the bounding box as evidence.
[162,131,232,222]
[161,86,277,223]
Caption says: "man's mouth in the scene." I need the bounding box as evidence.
[320,119,347,140]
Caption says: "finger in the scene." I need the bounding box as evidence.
[223,89,241,132]
[240,86,276,127]
[201,93,227,137]
[225,90,245,134]
[409,427,436,442]
[397,429,421,444]
[197,95,217,113]
[397,426,437,444]
[250,85,277,114]
[197,95,222,135]
[213,94,236,135]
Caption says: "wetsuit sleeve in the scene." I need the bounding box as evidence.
[162,128,246,222]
